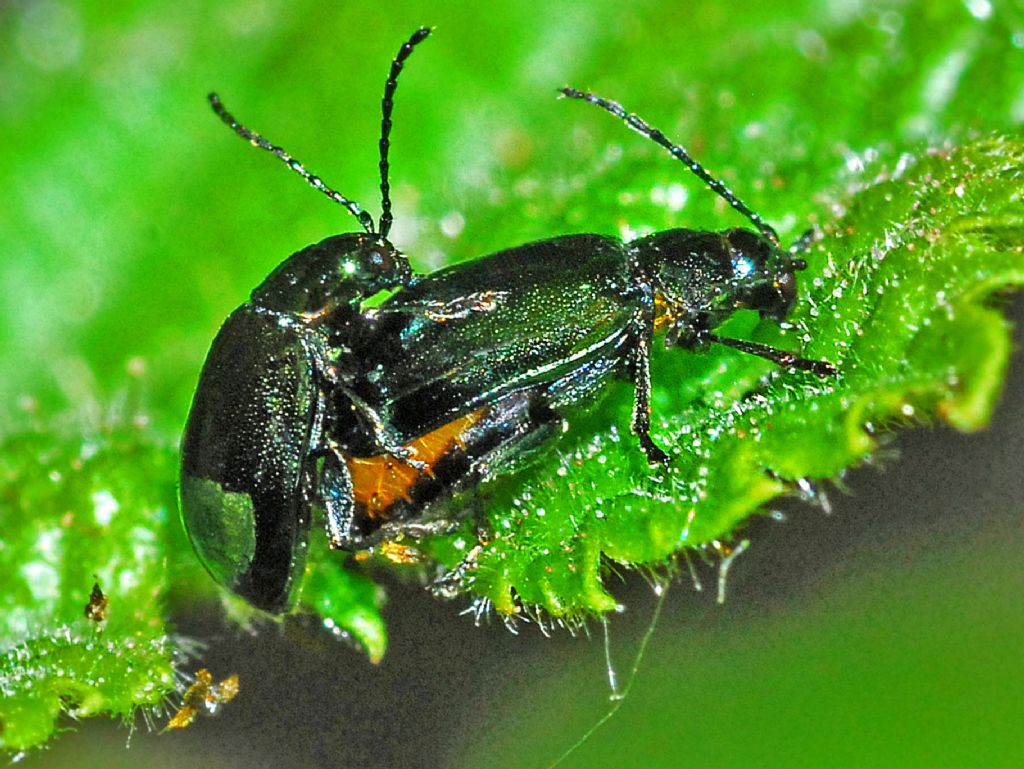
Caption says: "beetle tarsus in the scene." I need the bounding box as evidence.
[638,435,671,465]
[799,358,840,377]
[790,227,819,255]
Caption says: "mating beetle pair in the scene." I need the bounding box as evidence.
[180,28,836,614]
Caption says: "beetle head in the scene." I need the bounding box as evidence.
[718,228,801,322]
[252,233,412,316]
[640,228,802,336]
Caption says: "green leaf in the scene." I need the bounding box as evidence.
[0,419,391,753]
[299,537,389,664]
[1,0,1022,757]
[0,426,179,752]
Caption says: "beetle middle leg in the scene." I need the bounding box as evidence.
[626,295,672,465]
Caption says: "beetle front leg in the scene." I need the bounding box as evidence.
[628,298,671,465]
[702,332,838,377]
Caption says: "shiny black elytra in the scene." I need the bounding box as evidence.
[181,28,837,617]
[180,28,431,614]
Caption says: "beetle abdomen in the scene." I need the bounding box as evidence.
[337,389,561,546]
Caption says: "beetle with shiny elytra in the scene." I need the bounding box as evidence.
[180,27,836,616]
[180,28,429,614]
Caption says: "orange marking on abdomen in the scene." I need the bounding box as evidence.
[346,409,484,520]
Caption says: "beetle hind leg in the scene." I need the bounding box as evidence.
[313,448,360,550]
[339,386,433,473]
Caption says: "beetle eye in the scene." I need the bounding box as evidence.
[732,256,756,280]
[366,244,396,271]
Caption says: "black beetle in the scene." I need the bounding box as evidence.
[182,29,837,614]
[180,28,431,613]
[315,89,837,551]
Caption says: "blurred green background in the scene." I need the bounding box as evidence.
[2,1,1022,767]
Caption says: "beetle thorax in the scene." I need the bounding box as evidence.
[251,233,410,317]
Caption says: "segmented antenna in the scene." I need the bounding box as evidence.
[559,87,780,246]
[378,26,432,240]
[209,93,376,234]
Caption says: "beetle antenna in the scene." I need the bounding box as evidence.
[559,87,780,246]
[378,26,432,240]
[209,93,376,234]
